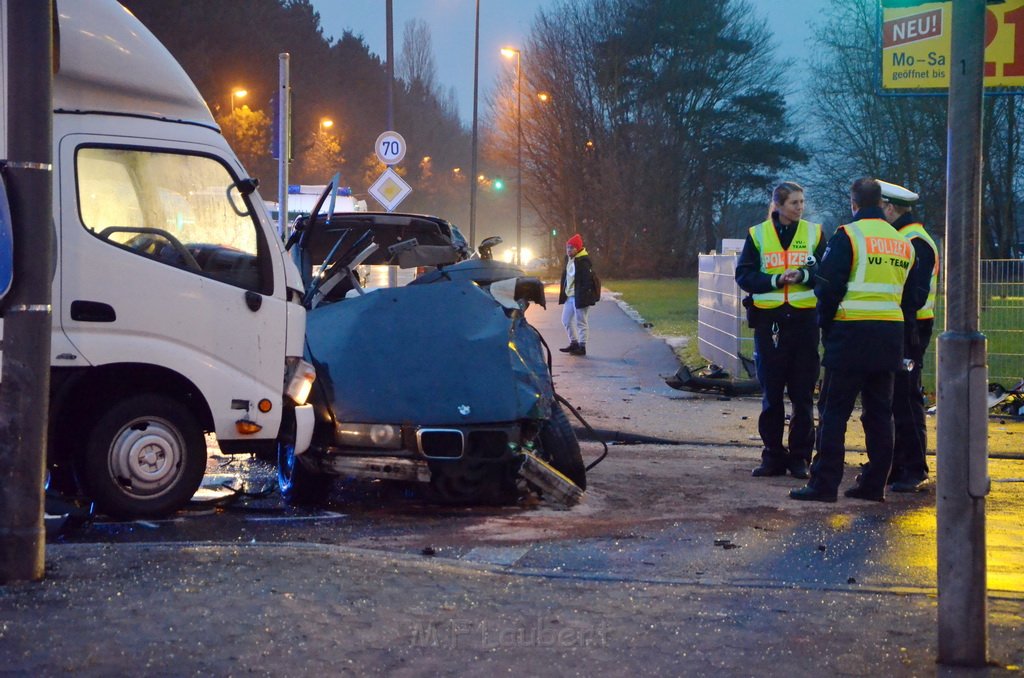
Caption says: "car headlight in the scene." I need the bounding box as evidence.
[334,422,403,449]
[284,357,316,405]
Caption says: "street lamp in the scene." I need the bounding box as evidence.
[501,46,522,266]
[537,92,551,103]
[229,87,247,113]
[319,118,334,130]
[227,88,247,145]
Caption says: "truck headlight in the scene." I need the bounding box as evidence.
[284,357,316,405]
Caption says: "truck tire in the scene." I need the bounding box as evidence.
[538,402,586,490]
[277,410,330,506]
[82,394,207,519]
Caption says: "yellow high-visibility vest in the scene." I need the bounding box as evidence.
[898,222,939,320]
[749,219,822,310]
[835,219,915,322]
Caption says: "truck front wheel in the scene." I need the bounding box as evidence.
[277,409,330,506]
[82,394,207,519]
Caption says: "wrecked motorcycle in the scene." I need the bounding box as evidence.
[280,202,585,506]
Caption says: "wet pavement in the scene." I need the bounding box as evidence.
[3,288,1023,675]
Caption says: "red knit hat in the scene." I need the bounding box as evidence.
[566,233,584,250]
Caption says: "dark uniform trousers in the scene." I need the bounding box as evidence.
[811,367,895,494]
[753,315,820,464]
[891,319,934,482]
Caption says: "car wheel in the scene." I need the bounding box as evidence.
[537,401,586,490]
[82,394,207,519]
[277,410,330,506]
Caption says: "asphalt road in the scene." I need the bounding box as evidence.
[14,289,1024,675]
[48,291,1024,597]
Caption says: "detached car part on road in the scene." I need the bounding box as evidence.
[280,207,585,505]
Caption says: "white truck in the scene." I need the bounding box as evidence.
[0,0,314,518]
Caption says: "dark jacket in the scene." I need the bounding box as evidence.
[814,206,929,372]
[892,211,937,350]
[559,253,599,308]
[735,213,827,327]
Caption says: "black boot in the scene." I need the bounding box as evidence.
[569,343,586,356]
[559,341,580,353]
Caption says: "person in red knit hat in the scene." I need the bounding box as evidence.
[557,233,600,356]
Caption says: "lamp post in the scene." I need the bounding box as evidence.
[228,87,247,145]
[501,47,522,266]
[229,87,247,113]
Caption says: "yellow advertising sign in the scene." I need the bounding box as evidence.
[881,0,1024,90]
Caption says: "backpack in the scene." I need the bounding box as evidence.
[592,271,602,302]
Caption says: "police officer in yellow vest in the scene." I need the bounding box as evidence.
[736,182,826,479]
[880,180,938,493]
[790,178,926,503]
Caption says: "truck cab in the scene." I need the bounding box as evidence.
[0,0,314,518]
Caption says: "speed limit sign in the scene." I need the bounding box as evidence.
[375,131,406,166]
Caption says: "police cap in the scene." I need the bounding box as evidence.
[878,180,919,207]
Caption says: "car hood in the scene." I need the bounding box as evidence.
[305,279,553,426]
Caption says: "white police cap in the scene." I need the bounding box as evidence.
[878,180,919,206]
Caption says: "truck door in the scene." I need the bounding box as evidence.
[57,136,288,439]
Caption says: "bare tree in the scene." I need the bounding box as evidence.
[397,18,438,97]
[982,98,1023,256]
[492,0,802,276]
[803,1,949,233]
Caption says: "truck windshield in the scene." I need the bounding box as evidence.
[76,147,266,292]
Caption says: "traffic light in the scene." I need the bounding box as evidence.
[493,178,505,191]
[551,228,558,236]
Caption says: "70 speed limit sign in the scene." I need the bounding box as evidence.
[375,131,406,166]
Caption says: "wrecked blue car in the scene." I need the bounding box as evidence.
[280,206,585,505]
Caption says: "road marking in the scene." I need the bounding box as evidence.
[244,511,347,522]
[462,546,531,566]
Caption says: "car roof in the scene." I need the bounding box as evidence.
[301,212,461,267]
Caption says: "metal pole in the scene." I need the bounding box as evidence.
[386,0,394,132]
[469,0,480,249]
[0,0,54,583]
[277,53,290,239]
[515,52,522,266]
[936,0,988,665]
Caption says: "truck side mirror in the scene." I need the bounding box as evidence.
[0,170,14,302]
[226,177,259,217]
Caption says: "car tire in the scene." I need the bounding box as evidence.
[538,401,586,490]
[277,410,330,506]
[82,394,207,519]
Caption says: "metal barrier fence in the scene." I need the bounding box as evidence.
[696,254,754,378]
[922,259,1024,390]
[698,256,1024,390]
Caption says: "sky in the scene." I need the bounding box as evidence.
[310,0,830,126]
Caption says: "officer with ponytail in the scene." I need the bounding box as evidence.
[736,182,825,480]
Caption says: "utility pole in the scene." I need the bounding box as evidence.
[515,52,522,266]
[0,0,54,583]
[469,0,480,249]
[386,0,394,132]
[937,0,988,665]
[277,53,291,239]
